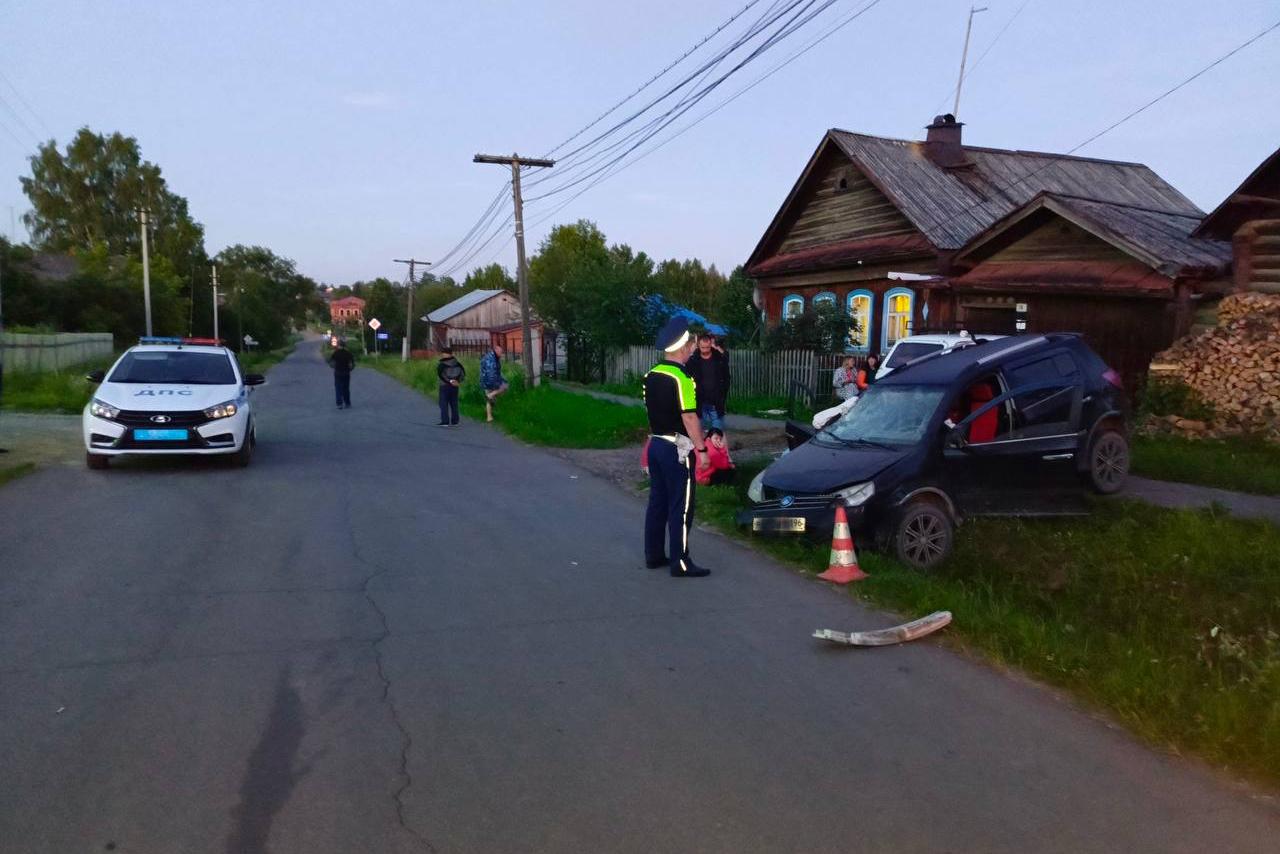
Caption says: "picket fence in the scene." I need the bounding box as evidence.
[606,345,860,405]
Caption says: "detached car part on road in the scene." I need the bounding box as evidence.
[82,337,266,469]
[740,334,1130,569]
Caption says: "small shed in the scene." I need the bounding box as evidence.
[1193,146,1280,293]
[425,290,543,366]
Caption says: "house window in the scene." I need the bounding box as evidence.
[883,287,914,349]
[813,291,836,309]
[847,291,872,351]
[782,295,804,320]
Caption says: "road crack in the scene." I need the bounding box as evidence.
[342,475,436,853]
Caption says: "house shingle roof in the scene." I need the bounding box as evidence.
[827,130,1205,250]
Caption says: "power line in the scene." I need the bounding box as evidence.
[525,0,885,214]
[541,0,772,157]
[0,70,53,138]
[915,17,1280,241]
[526,0,843,203]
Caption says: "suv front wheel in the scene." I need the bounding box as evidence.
[891,500,954,570]
[1087,430,1129,494]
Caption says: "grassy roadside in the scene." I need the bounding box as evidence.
[0,355,117,413]
[370,356,648,449]
[1132,433,1280,496]
[594,380,813,422]
[694,460,1280,785]
[0,462,37,487]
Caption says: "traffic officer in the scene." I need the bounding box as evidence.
[643,317,712,578]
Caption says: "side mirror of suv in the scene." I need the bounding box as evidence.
[86,369,105,383]
[244,373,266,386]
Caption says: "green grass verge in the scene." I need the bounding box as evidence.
[593,381,813,422]
[0,462,37,487]
[695,460,1280,784]
[371,357,648,449]
[0,357,115,413]
[1132,433,1280,496]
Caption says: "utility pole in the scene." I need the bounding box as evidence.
[952,5,988,118]
[394,257,430,362]
[474,152,555,388]
[138,207,153,336]
[211,264,220,341]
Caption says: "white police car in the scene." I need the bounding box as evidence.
[83,337,265,469]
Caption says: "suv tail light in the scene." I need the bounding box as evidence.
[1102,368,1124,390]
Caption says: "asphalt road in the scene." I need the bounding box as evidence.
[1,340,1277,854]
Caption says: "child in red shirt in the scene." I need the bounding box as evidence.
[696,428,735,486]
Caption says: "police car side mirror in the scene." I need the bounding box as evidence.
[86,369,105,383]
[244,373,266,386]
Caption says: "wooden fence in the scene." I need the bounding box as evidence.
[1,332,114,373]
[606,346,865,407]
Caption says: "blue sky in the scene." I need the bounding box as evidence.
[3,0,1277,284]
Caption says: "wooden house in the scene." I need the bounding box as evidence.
[425,289,544,364]
[1193,146,1280,293]
[744,115,1230,388]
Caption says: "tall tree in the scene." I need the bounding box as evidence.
[461,263,514,292]
[212,245,316,350]
[529,220,651,381]
[20,128,206,274]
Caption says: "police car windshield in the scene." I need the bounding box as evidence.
[108,351,237,385]
[822,385,945,446]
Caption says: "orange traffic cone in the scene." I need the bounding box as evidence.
[817,506,868,584]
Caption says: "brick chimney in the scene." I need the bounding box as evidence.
[925,113,969,168]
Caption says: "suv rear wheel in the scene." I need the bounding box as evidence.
[1087,430,1129,494]
[891,500,954,570]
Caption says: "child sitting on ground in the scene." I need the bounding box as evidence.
[696,428,735,486]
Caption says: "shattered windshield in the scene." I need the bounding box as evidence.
[822,385,946,447]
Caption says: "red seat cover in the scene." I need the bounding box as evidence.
[968,384,998,443]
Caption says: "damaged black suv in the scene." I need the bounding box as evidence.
[738,334,1130,569]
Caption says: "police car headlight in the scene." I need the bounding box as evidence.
[203,400,239,420]
[90,398,120,420]
[834,481,875,507]
[747,470,767,504]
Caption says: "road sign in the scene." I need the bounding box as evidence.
[368,317,382,331]
[376,332,389,340]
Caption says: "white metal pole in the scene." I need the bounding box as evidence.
[140,208,153,336]
[953,6,987,118]
[211,265,220,341]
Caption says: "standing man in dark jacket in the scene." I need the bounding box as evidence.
[685,332,730,436]
[436,347,465,427]
[328,339,356,409]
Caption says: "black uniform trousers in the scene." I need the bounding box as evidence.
[645,437,696,572]
[334,372,351,407]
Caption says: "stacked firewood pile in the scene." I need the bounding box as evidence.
[1149,292,1280,438]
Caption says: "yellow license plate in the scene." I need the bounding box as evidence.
[753,517,806,533]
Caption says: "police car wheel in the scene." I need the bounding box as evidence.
[86,452,109,470]
[234,428,254,468]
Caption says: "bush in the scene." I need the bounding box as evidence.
[1138,376,1215,421]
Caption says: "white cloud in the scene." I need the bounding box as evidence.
[341,91,400,109]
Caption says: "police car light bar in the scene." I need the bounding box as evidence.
[138,336,226,346]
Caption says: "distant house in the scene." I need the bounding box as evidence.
[744,115,1230,387]
[329,295,366,325]
[425,289,543,362]
[1193,146,1280,294]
